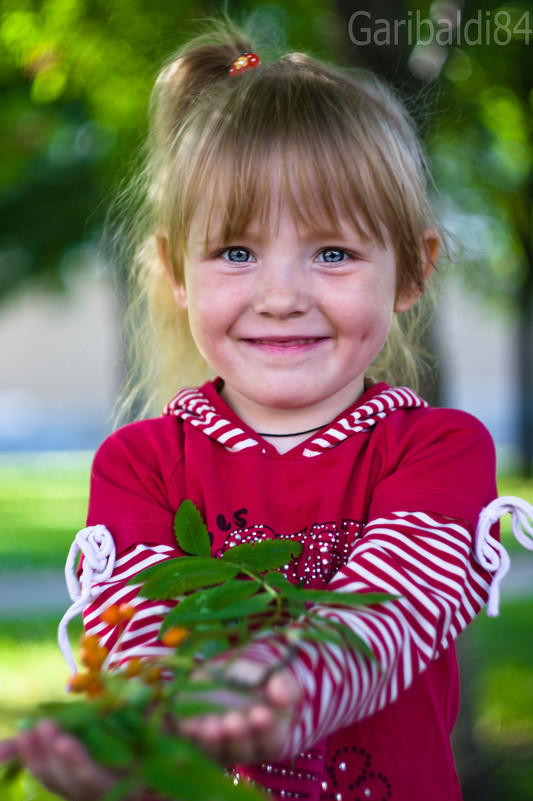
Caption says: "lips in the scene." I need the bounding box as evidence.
[249,337,324,346]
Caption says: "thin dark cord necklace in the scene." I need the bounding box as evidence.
[257,424,325,438]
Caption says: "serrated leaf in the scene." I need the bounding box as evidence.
[174,500,211,556]
[281,588,395,608]
[221,538,303,571]
[263,570,293,590]
[162,591,273,627]
[127,558,182,586]
[198,578,260,609]
[139,558,240,599]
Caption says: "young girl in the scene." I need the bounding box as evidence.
[2,18,528,801]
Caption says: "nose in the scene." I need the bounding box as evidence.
[253,258,311,318]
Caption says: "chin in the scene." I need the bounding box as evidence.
[255,390,322,411]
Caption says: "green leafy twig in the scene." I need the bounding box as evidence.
[1,500,395,800]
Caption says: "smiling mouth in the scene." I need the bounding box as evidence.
[247,337,326,346]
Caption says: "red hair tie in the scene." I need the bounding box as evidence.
[229,52,261,76]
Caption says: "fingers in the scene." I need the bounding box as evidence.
[179,669,300,766]
[182,708,269,764]
[12,720,120,801]
[265,669,302,710]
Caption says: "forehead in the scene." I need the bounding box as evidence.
[185,154,385,251]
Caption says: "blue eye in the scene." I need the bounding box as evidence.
[320,248,347,263]
[224,247,252,262]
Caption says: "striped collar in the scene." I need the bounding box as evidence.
[162,381,428,457]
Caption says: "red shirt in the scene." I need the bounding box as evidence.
[84,381,497,801]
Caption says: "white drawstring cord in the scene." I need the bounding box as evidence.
[475,495,533,617]
[57,525,116,675]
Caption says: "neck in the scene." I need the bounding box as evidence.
[258,429,320,454]
[217,379,368,451]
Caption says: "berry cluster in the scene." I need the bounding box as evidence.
[67,604,189,698]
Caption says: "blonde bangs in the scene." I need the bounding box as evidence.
[163,62,427,275]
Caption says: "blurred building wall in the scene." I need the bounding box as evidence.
[0,270,119,451]
[436,273,520,470]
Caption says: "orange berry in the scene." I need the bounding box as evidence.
[125,658,143,677]
[160,626,189,648]
[81,642,107,671]
[68,671,91,693]
[80,634,99,649]
[68,670,105,697]
[142,665,163,685]
[118,603,136,621]
[85,672,106,698]
[100,605,122,626]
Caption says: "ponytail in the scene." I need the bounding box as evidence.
[151,25,254,150]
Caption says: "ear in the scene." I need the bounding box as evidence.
[156,230,188,309]
[394,229,440,314]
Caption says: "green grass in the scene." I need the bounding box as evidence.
[458,599,533,799]
[0,617,83,801]
[496,474,533,551]
[0,452,91,570]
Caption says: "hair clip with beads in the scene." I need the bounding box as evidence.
[229,52,261,76]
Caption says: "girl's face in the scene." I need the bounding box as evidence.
[167,204,433,433]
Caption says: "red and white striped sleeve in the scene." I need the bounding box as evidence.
[242,510,493,758]
[82,542,178,669]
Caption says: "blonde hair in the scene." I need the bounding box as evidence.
[115,17,442,422]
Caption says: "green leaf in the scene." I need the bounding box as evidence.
[127,558,181,586]
[101,775,139,801]
[306,615,377,663]
[79,721,134,768]
[263,570,294,590]
[281,588,395,608]
[171,697,226,718]
[142,735,263,801]
[195,637,233,660]
[221,538,303,571]
[175,500,212,557]
[100,707,146,745]
[195,578,260,609]
[285,597,308,620]
[160,580,261,636]
[0,759,22,786]
[137,558,240,599]
[162,591,273,627]
[169,626,232,659]
[35,700,102,732]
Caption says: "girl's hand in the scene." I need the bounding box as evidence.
[178,660,301,766]
[0,720,122,801]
